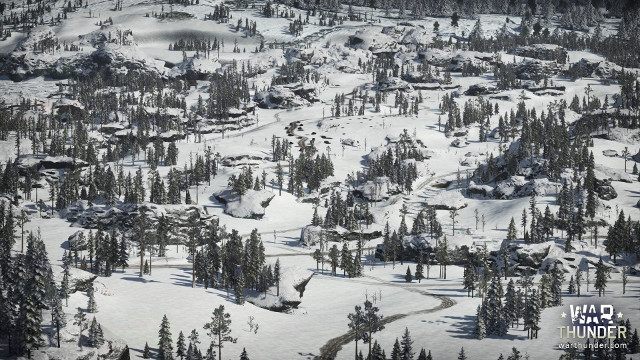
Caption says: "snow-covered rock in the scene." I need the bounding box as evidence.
[566,58,621,79]
[467,182,494,198]
[450,138,469,148]
[354,177,399,202]
[221,152,271,167]
[493,176,558,199]
[169,54,222,79]
[214,189,275,219]
[594,178,618,200]
[513,59,560,81]
[17,155,88,172]
[308,44,370,74]
[2,25,164,80]
[299,225,325,246]
[513,44,568,63]
[254,83,318,109]
[347,28,397,52]
[464,83,498,96]
[426,190,467,210]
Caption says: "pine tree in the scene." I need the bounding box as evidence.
[117,234,129,271]
[507,347,523,360]
[348,304,366,360]
[475,305,486,339]
[188,329,200,348]
[507,218,517,241]
[391,338,401,360]
[568,275,575,294]
[463,259,476,297]
[371,341,385,360]
[594,258,610,297]
[550,265,564,306]
[417,349,427,360]
[143,342,151,358]
[87,317,104,348]
[457,347,467,360]
[524,289,541,339]
[400,327,414,360]
[629,329,639,353]
[362,299,384,359]
[340,243,352,277]
[60,260,71,306]
[403,265,413,283]
[203,305,236,360]
[328,245,339,276]
[504,279,517,327]
[176,331,186,359]
[312,249,323,272]
[485,273,505,335]
[158,314,174,360]
[415,255,424,283]
[51,293,66,348]
[240,347,250,360]
[274,258,281,296]
[73,307,87,349]
[86,282,97,313]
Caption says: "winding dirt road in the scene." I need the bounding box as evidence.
[314,275,456,360]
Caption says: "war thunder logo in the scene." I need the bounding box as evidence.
[558,304,627,340]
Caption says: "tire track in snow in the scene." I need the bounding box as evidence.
[314,274,456,360]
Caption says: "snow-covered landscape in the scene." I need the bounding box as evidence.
[0,0,639,359]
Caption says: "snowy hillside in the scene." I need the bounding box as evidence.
[0,0,639,360]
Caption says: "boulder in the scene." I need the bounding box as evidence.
[566,58,621,80]
[214,189,275,219]
[353,177,400,201]
[168,54,222,80]
[595,179,617,200]
[300,225,325,246]
[467,182,494,198]
[17,155,89,173]
[513,44,567,63]
[450,138,469,148]
[464,83,498,96]
[514,60,559,81]
[254,83,318,109]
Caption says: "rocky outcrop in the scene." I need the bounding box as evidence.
[566,58,621,80]
[353,177,401,202]
[513,44,568,63]
[514,60,560,81]
[255,83,318,109]
[168,54,222,80]
[464,83,498,96]
[1,26,164,81]
[214,189,275,219]
[594,178,617,200]
[17,155,89,173]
